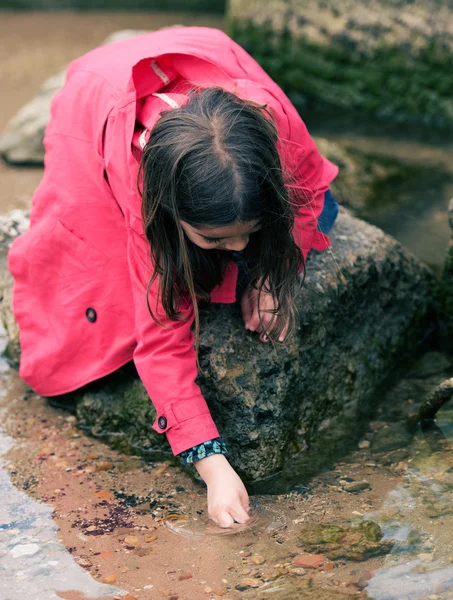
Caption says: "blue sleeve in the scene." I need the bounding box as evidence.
[178,436,228,465]
[317,189,339,234]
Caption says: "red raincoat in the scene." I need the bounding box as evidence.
[7,27,338,455]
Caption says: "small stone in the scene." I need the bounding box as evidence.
[213,586,228,595]
[178,573,193,581]
[236,578,262,590]
[358,440,370,449]
[124,536,138,545]
[261,568,280,580]
[77,557,93,568]
[102,574,120,584]
[343,481,371,493]
[241,568,251,575]
[10,544,41,559]
[86,526,98,532]
[94,462,114,472]
[250,555,266,565]
[204,587,213,594]
[288,567,307,576]
[293,554,326,569]
[242,551,252,557]
[145,535,158,543]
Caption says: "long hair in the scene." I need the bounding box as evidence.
[137,86,305,368]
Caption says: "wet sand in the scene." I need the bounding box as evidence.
[2,344,453,599]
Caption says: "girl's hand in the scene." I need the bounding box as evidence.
[194,454,251,528]
[241,277,289,342]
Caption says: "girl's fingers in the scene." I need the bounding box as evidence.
[230,503,251,525]
[213,510,235,528]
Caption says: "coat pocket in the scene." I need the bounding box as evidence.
[28,219,110,288]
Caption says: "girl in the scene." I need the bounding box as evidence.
[7,26,339,528]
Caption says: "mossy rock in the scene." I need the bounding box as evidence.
[297,521,394,561]
[227,0,453,129]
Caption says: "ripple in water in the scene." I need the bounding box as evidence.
[163,499,287,539]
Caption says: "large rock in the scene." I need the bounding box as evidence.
[0,206,436,482]
[227,0,453,129]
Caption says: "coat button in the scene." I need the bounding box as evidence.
[158,416,167,429]
[86,308,97,323]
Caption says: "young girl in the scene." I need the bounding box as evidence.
[7,26,339,528]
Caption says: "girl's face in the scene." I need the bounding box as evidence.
[180,219,262,251]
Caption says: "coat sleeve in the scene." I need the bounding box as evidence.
[282,130,339,271]
[125,223,221,455]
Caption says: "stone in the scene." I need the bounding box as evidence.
[10,544,40,558]
[292,554,325,569]
[0,203,436,482]
[297,521,393,561]
[235,578,262,590]
[250,555,266,565]
[227,0,453,129]
[342,481,371,493]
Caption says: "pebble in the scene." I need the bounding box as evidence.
[261,568,280,580]
[343,481,371,493]
[242,551,252,557]
[250,555,266,565]
[178,573,193,581]
[235,578,262,590]
[358,440,370,449]
[102,574,120,584]
[213,586,228,595]
[204,587,213,594]
[77,557,93,568]
[94,462,114,472]
[145,535,158,543]
[124,536,138,545]
[10,544,41,559]
[293,554,326,569]
[288,567,307,576]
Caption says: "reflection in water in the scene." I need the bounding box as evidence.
[0,348,126,600]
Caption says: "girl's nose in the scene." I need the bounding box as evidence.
[225,236,249,252]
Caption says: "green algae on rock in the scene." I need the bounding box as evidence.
[297,521,394,561]
[227,0,453,129]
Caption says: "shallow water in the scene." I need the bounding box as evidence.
[1,317,453,599]
[308,115,453,273]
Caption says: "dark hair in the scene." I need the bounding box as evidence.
[138,86,305,367]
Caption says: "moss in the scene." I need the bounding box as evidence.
[298,521,394,561]
[226,18,453,129]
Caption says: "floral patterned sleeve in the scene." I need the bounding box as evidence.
[178,437,228,465]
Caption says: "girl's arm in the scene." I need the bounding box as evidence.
[126,225,221,455]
